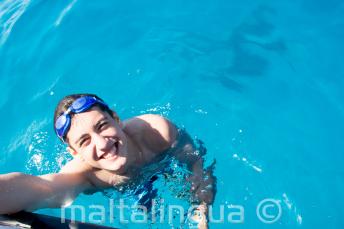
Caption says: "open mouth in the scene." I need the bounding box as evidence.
[100,139,120,160]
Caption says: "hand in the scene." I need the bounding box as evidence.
[190,203,208,229]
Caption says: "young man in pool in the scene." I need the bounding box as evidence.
[0,93,215,228]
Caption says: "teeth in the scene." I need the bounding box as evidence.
[99,138,121,160]
[103,152,113,159]
[101,140,119,159]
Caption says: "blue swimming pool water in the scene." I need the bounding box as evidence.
[1,0,344,228]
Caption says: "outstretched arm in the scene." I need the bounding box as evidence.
[0,171,91,214]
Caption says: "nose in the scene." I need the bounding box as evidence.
[93,134,110,158]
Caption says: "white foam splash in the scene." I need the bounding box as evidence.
[25,131,48,172]
[54,0,77,27]
[282,192,303,225]
[28,153,43,170]
[140,102,172,116]
[282,192,292,209]
[232,153,263,173]
[194,108,208,114]
[251,165,262,173]
[296,214,303,224]
[25,131,69,173]
[0,0,30,46]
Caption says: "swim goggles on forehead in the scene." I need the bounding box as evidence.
[54,96,109,142]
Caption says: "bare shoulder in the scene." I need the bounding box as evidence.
[138,114,178,143]
[124,114,178,153]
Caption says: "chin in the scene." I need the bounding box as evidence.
[104,157,127,172]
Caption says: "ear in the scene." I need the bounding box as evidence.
[67,146,78,157]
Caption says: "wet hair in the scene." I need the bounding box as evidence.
[53,93,114,142]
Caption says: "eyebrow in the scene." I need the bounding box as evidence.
[74,117,108,146]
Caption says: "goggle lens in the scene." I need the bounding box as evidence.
[54,96,108,142]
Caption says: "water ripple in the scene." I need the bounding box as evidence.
[0,0,30,46]
[29,75,61,102]
[7,119,48,154]
[54,0,77,27]
[282,192,303,225]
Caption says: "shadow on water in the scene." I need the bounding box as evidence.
[147,5,289,92]
[225,5,281,77]
[209,5,289,91]
[200,73,244,93]
[211,5,291,91]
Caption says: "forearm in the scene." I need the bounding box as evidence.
[0,172,87,214]
[172,131,216,204]
[189,159,216,205]
[0,172,50,214]
[190,162,214,229]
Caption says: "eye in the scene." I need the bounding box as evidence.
[98,121,108,131]
[79,137,90,147]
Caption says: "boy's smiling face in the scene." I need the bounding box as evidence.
[66,106,129,172]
